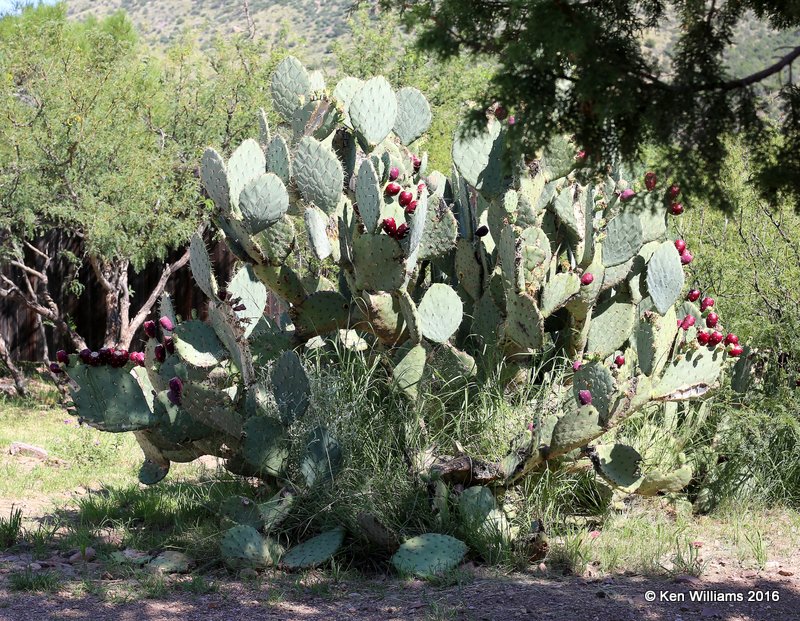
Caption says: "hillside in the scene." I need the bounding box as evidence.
[65,0,354,63]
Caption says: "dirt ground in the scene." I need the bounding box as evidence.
[0,564,797,621]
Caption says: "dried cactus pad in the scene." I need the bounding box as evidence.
[281,528,346,569]
[391,533,468,577]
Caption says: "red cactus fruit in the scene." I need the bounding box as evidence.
[164,336,175,355]
[645,172,657,191]
[670,202,684,215]
[705,312,719,328]
[620,188,636,202]
[575,150,587,161]
[700,297,715,311]
[724,333,739,346]
[79,349,92,364]
[382,218,397,236]
[159,316,174,332]
[674,239,687,253]
[99,347,113,364]
[89,351,102,366]
[389,166,400,182]
[680,249,693,264]
[399,190,414,207]
[56,350,68,364]
[697,331,711,345]
[709,330,724,346]
[668,184,681,200]
[412,155,422,172]
[573,360,583,372]
[729,344,744,357]
[385,182,401,196]
[49,362,62,374]
[578,390,592,405]
[681,315,696,330]
[405,200,418,215]
[494,104,508,121]
[614,355,625,367]
[144,320,157,339]
[396,223,409,239]
[580,273,594,286]
[507,115,516,125]
[687,289,701,302]
[155,344,166,363]
[476,225,489,237]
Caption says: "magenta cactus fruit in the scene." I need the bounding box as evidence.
[49,362,62,374]
[728,344,744,357]
[79,348,92,364]
[507,114,516,125]
[681,315,696,330]
[705,312,719,328]
[668,184,681,200]
[572,360,583,372]
[382,218,397,236]
[680,249,693,264]
[110,349,129,368]
[99,347,113,365]
[385,182,401,196]
[614,354,625,367]
[143,320,157,339]
[164,335,175,354]
[724,333,739,346]
[575,149,587,161]
[697,331,711,345]
[389,166,400,182]
[159,316,174,332]
[644,172,657,191]
[168,376,183,394]
[674,239,687,253]
[405,200,418,215]
[411,155,422,172]
[398,190,414,207]
[494,104,508,121]
[129,352,145,366]
[396,223,409,239]
[709,330,724,346]
[88,351,101,366]
[687,289,701,302]
[578,390,592,405]
[155,344,166,363]
[670,202,684,215]
[580,272,594,286]
[56,350,68,364]
[619,188,636,202]
[475,225,489,237]
[700,297,715,311]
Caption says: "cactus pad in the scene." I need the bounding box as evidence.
[301,426,342,486]
[505,293,544,350]
[242,416,289,477]
[391,533,468,577]
[227,139,266,213]
[591,443,642,490]
[220,496,266,529]
[270,56,310,122]
[550,404,602,454]
[353,233,406,291]
[355,159,381,233]
[587,294,636,358]
[220,525,283,569]
[304,207,332,260]
[541,272,580,317]
[573,363,616,422]
[394,86,432,145]
[452,119,505,197]
[238,173,289,235]
[603,210,643,267]
[418,197,458,260]
[271,351,310,424]
[70,365,157,432]
[293,136,344,214]
[139,459,170,486]
[646,241,685,315]
[393,343,427,399]
[172,320,226,368]
[652,348,724,400]
[281,528,346,569]
[332,76,364,127]
[349,76,397,147]
[266,135,292,185]
[418,284,463,344]
[200,147,230,213]
[189,233,218,300]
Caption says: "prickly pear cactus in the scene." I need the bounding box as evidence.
[59,57,746,569]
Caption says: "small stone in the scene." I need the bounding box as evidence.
[9,442,48,461]
[28,563,42,571]
[68,547,96,563]
[673,574,702,586]
[778,569,794,576]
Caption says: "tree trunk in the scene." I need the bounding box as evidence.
[0,329,27,397]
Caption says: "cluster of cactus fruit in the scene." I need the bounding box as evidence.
[59,57,751,575]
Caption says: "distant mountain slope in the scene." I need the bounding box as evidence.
[65,0,354,61]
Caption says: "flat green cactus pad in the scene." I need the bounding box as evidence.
[603,210,643,267]
[471,292,503,346]
[573,363,616,422]
[550,404,602,454]
[332,76,363,127]
[281,528,346,569]
[452,118,505,197]
[635,306,678,377]
[304,206,332,260]
[541,272,581,317]
[301,426,342,487]
[391,533,468,578]
[220,495,266,529]
[189,233,218,300]
[418,283,463,344]
[238,173,289,235]
[266,135,292,184]
[349,76,397,147]
[519,226,552,291]
[551,184,584,240]
[228,265,268,338]
[353,232,406,291]
[355,159,382,233]
[393,343,427,400]
[272,351,310,424]
[220,525,283,569]
[257,107,270,147]
[637,464,693,496]
[227,139,266,214]
[587,294,636,358]
[505,292,544,350]
[259,491,295,532]
[294,137,344,214]
[731,346,752,394]
[394,86,431,145]
[646,241,685,315]
[270,56,310,122]
[242,416,289,477]
[418,197,458,260]
[458,486,496,526]
[70,365,157,432]
[652,348,724,400]
[591,443,642,490]
[181,383,244,437]
[172,320,226,368]
[292,291,351,339]
[200,147,230,213]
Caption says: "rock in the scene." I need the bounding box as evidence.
[147,550,192,574]
[27,563,42,571]
[779,569,795,576]
[9,442,48,460]
[765,561,780,570]
[68,547,96,563]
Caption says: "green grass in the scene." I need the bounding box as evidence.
[0,504,23,548]
[9,569,61,592]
